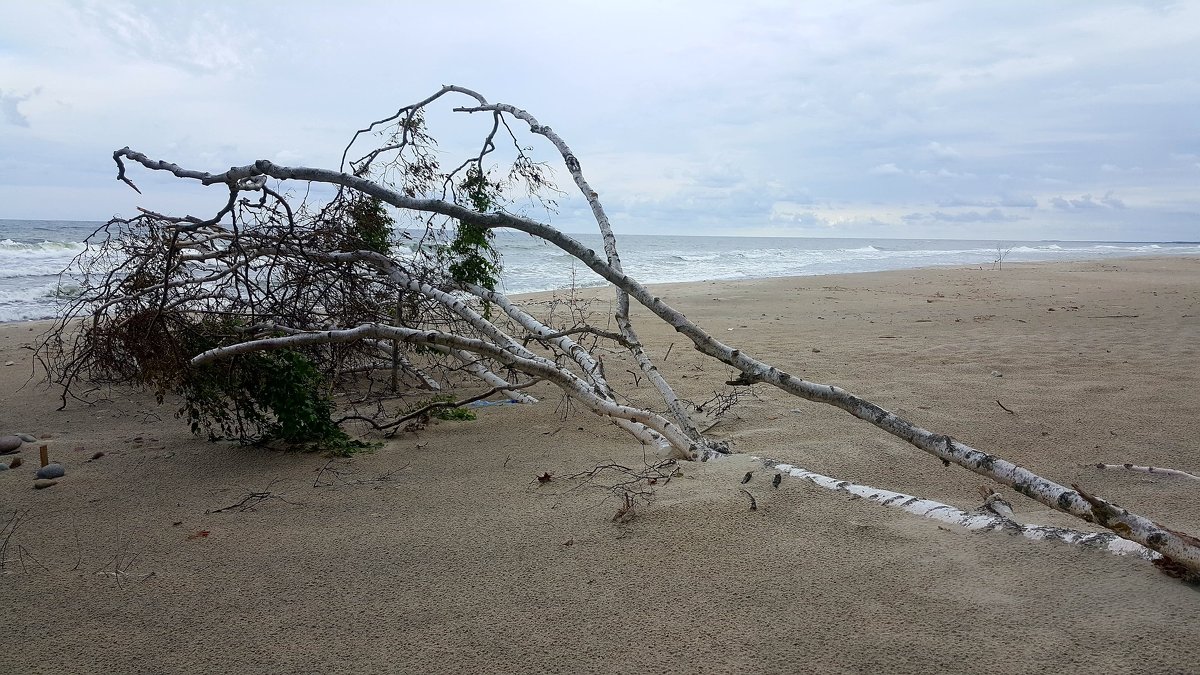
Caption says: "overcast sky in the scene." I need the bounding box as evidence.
[2,1,1198,240]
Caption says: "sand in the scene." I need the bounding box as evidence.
[2,257,1199,673]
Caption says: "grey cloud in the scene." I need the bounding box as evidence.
[0,89,35,127]
[1101,192,1128,209]
[768,210,829,226]
[1051,192,1127,210]
[1000,195,1038,208]
[902,208,1023,223]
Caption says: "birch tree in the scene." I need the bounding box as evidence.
[42,85,1200,580]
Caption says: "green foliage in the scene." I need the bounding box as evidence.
[415,394,477,421]
[345,196,394,254]
[179,348,372,455]
[447,222,501,291]
[447,166,502,290]
[95,311,369,455]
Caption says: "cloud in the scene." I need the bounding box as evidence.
[937,194,1038,208]
[925,141,961,160]
[869,163,976,180]
[1,1,1199,240]
[1050,192,1127,210]
[0,89,37,127]
[902,208,1023,223]
[78,2,257,75]
[999,194,1039,208]
[1101,192,1128,209]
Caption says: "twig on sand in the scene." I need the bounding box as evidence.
[996,400,1016,414]
[209,479,300,513]
[1,510,29,574]
[1094,463,1200,482]
[740,488,758,511]
[313,460,405,488]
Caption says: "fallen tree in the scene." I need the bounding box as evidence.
[40,85,1200,579]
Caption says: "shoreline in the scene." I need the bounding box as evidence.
[3,256,1199,672]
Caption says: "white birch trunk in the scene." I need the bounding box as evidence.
[762,459,1156,561]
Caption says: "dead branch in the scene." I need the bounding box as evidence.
[338,379,542,436]
[740,489,758,511]
[208,480,300,513]
[1093,463,1200,482]
[766,459,1158,564]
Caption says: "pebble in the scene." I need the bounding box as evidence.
[36,463,65,480]
[33,479,57,490]
[3,361,13,367]
[0,463,7,471]
[16,433,37,443]
[0,435,21,454]
[991,370,1003,377]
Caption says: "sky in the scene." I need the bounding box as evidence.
[1,0,1198,241]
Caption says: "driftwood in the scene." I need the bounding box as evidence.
[1094,463,1200,482]
[42,84,1200,579]
[762,459,1155,562]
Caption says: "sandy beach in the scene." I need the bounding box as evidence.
[2,256,1199,673]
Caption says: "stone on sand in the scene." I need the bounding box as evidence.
[36,463,65,480]
[0,435,21,453]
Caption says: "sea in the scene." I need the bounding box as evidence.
[2,218,1198,323]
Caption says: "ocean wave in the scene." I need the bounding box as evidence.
[0,239,87,253]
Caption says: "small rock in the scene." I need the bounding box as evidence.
[89,451,105,461]
[812,348,821,353]
[4,361,13,367]
[0,435,21,454]
[36,463,65,480]
[0,463,7,471]
[33,479,57,490]
[9,457,21,469]
[990,370,1003,378]
[16,433,37,443]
